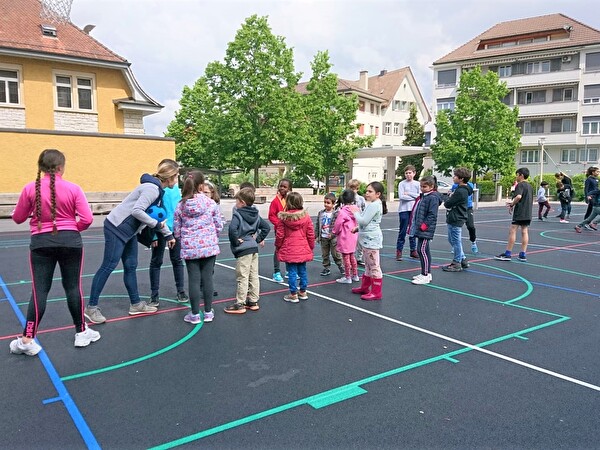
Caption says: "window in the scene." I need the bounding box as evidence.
[370,103,375,114]
[393,100,401,111]
[358,124,364,135]
[437,69,457,87]
[0,69,20,105]
[55,72,94,111]
[585,52,600,72]
[384,122,391,135]
[579,147,598,162]
[583,84,600,104]
[522,120,544,134]
[552,88,574,102]
[369,125,374,135]
[561,149,577,163]
[397,123,404,136]
[375,126,379,136]
[551,118,574,133]
[582,116,600,135]
[437,97,455,111]
[498,65,512,78]
[358,101,365,112]
[521,150,539,163]
[526,91,546,104]
[393,122,399,135]
[525,60,550,74]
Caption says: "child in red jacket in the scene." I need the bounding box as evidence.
[275,192,315,303]
[269,178,292,282]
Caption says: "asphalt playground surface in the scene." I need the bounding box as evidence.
[1,204,599,449]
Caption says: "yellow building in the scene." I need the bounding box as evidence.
[0,0,175,203]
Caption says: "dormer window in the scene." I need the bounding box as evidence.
[41,24,57,37]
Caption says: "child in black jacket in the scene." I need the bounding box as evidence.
[443,168,473,272]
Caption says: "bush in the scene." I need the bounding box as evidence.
[476,180,495,195]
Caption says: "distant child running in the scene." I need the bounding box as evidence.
[536,181,551,221]
[333,189,360,284]
[174,171,223,324]
[269,178,292,282]
[275,192,315,303]
[315,192,344,277]
[574,184,600,232]
[409,176,443,285]
[351,181,387,301]
[224,187,271,314]
[443,167,473,272]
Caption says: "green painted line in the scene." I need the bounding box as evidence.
[61,322,202,381]
[515,335,529,340]
[307,385,368,409]
[443,356,460,363]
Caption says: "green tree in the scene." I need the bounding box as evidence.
[397,102,426,177]
[301,51,373,191]
[431,66,521,182]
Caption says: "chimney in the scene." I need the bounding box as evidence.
[379,69,387,76]
[359,70,368,90]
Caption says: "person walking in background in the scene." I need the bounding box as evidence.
[495,168,533,262]
[333,189,360,284]
[396,165,420,261]
[536,181,551,221]
[10,149,97,355]
[574,183,600,232]
[224,187,270,314]
[315,192,344,277]
[443,168,473,272]
[583,166,599,220]
[556,181,572,224]
[174,171,223,324]
[269,178,292,282]
[148,159,187,308]
[347,179,366,265]
[450,177,479,253]
[85,160,179,324]
[409,176,443,285]
[351,182,387,301]
[275,192,315,303]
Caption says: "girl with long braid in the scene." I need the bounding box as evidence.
[10,149,96,355]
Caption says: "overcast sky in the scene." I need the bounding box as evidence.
[70,0,597,136]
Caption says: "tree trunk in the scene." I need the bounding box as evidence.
[254,167,259,187]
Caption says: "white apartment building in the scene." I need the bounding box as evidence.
[432,13,600,180]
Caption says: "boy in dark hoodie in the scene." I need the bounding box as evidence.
[225,188,271,314]
[442,167,473,272]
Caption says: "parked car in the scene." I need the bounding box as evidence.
[308,177,325,190]
[436,180,452,199]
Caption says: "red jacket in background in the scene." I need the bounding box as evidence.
[268,193,287,229]
[275,209,315,263]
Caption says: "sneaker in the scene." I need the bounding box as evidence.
[461,258,470,269]
[320,268,331,276]
[284,272,289,279]
[351,275,360,282]
[283,293,299,303]
[574,225,582,233]
[128,301,158,316]
[583,224,593,230]
[538,217,544,221]
[471,242,479,254]
[177,291,189,303]
[336,276,352,284]
[589,223,598,231]
[298,291,309,300]
[74,325,101,347]
[412,274,432,285]
[84,306,106,324]
[183,312,201,324]
[224,303,247,314]
[273,272,284,283]
[356,260,365,267]
[518,253,527,262]
[9,337,42,356]
[213,291,218,297]
[244,300,260,311]
[395,250,403,261]
[410,250,419,259]
[494,253,512,261]
[204,309,215,322]
[560,219,570,224]
[148,294,160,308]
[442,261,462,272]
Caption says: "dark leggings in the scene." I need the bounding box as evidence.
[25,246,85,338]
[466,207,476,242]
[417,238,432,276]
[186,256,216,315]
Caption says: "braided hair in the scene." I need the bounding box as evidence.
[35,149,65,234]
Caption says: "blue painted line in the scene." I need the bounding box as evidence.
[43,397,62,405]
[0,275,100,449]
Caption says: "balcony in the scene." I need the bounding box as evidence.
[505,69,581,89]
[520,132,577,147]
[517,100,578,118]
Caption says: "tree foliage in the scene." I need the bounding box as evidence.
[397,102,426,177]
[431,66,521,181]
[301,51,373,191]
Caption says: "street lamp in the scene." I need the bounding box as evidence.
[538,137,546,183]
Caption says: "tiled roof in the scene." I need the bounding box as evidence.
[0,0,127,64]
[434,13,600,65]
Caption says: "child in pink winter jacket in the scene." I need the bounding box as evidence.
[333,189,360,284]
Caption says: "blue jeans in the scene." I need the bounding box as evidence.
[447,224,464,263]
[150,234,184,295]
[397,211,415,251]
[89,225,140,306]
[285,262,307,294]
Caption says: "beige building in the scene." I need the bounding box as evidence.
[432,13,600,179]
[0,0,174,204]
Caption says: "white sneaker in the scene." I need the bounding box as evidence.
[9,337,42,356]
[74,325,101,347]
[411,274,432,285]
[351,275,360,282]
[336,277,352,284]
